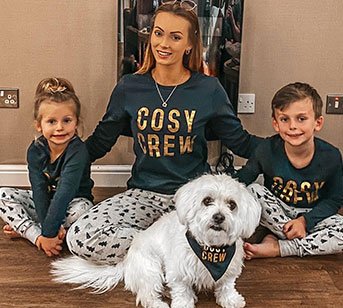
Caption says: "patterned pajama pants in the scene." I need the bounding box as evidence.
[249,184,343,257]
[0,187,93,245]
[66,188,175,265]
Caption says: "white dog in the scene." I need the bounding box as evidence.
[52,174,261,308]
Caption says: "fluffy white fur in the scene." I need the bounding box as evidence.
[52,174,261,308]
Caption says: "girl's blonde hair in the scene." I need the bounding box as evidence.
[136,2,203,74]
[34,77,81,124]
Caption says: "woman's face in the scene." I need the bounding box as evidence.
[150,12,192,69]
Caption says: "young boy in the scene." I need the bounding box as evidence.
[236,82,343,258]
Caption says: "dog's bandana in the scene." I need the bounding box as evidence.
[185,231,237,281]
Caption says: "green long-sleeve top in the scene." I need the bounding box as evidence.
[86,71,262,194]
[27,136,94,237]
[236,134,343,231]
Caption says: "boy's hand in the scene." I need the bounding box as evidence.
[36,235,63,257]
[283,216,307,240]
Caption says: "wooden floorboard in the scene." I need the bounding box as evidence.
[0,187,342,307]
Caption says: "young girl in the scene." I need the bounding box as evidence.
[0,77,94,257]
[65,1,262,265]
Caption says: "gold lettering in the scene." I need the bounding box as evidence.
[312,181,325,203]
[184,110,196,133]
[202,249,227,263]
[168,109,180,133]
[282,180,298,203]
[300,182,312,203]
[179,135,196,154]
[164,135,175,157]
[137,133,147,154]
[219,252,226,262]
[148,134,161,157]
[137,107,149,131]
[151,108,164,132]
[272,177,283,191]
[207,252,213,262]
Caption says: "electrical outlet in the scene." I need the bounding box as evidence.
[326,94,343,114]
[238,93,255,114]
[0,88,19,108]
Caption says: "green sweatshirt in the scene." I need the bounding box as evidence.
[27,136,94,237]
[236,134,343,231]
[86,71,262,194]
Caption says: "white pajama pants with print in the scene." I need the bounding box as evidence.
[66,188,175,265]
[0,187,93,245]
[249,183,343,257]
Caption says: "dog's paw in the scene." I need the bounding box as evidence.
[216,292,246,308]
[150,301,169,308]
[139,298,169,308]
[171,296,195,308]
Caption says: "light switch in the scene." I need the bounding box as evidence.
[326,95,343,114]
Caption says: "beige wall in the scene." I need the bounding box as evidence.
[0,0,134,165]
[240,0,343,153]
[0,0,342,166]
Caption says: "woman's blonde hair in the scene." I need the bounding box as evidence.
[136,2,203,74]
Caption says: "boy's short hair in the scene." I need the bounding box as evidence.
[271,82,323,119]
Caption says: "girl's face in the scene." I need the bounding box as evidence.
[35,99,78,151]
[151,12,192,69]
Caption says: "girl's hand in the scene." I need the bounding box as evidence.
[283,216,307,240]
[58,226,66,240]
[36,235,63,257]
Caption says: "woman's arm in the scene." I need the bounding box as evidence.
[208,79,264,158]
[85,77,129,162]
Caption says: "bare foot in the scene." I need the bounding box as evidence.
[244,234,280,260]
[2,224,21,239]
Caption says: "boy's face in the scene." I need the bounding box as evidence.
[272,98,324,148]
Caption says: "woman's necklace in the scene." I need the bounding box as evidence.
[154,71,187,108]
[154,82,178,108]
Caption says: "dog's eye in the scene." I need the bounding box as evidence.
[202,197,214,206]
[226,199,237,210]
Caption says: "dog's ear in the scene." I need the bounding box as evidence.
[173,178,198,226]
[237,185,262,239]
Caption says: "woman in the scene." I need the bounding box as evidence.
[66,1,262,264]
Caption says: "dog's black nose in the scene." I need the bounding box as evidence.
[212,213,225,224]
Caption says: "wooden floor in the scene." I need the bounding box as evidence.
[0,187,342,308]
